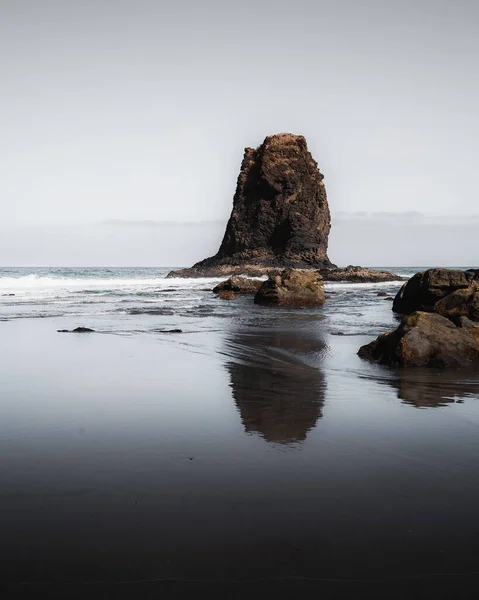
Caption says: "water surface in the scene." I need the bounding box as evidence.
[1,267,479,597]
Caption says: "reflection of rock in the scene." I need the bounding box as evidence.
[376,368,479,408]
[225,328,326,444]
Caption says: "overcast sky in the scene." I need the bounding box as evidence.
[1,0,478,265]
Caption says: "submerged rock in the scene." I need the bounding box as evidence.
[392,268,477,314]
[358,311,479,367]
[168,133,333,278]
[217,290,236,300]
[254,268,325,307]
[58,327,95,333]
[318,266,402,283]
[213,276,263,295]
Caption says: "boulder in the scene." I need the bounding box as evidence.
[213,276,263,294]
[318,265,402,283]
[392,268,477,314]
[358,311,479,367]
[168,133,334,278]
[434,287,479,322]
[254,268,325,307]
[217,290,236,300]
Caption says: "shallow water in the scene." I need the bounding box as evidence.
[1,267,479,597]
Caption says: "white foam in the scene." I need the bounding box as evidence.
[0,274,223,293]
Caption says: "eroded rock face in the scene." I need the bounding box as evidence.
[254,268,325,307]
[392,268,477,314]
[213,276,263,295]
[358,311,479,368]
[169,133,333,277]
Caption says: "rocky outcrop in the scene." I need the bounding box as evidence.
[358,311,479,368]
[254,269,325,307]
[392,268,477,314]
[318,265,403,283]
[168,133,333,278]
[213,276,263,295]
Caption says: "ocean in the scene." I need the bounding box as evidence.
[2,266,479,597]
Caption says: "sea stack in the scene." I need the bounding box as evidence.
[168,133,334,278]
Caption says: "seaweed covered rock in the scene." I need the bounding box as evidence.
[358,311,479,368]
[254,269,325,307]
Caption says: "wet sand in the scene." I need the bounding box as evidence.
[2,313,479,597]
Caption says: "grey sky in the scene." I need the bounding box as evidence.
[1,1,478,256]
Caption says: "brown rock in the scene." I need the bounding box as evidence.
[318,265,402,283]
[358,311,479,367]
[213,276,263,295]
[217,290,236,300]
[254,268,325,307]
[392,268,477,314]
[434,286,479,322]
[168,133,333,278]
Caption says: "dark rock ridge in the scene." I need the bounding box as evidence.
[212,276,263,295]
[58,327,95,333]
[318,265,403,283]
[168,133,333,278]
[358,311,479,368]
[392,268,478,314]
[254,268,325,307]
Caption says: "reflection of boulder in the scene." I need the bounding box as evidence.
[374,368,479,408]
[224,328,326,444]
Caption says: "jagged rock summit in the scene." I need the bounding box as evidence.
[169,133,333,278]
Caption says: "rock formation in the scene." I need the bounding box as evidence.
[212,276,263,295]
[392,268,478,314]
[358,311,479,368]
[318,265,403,283]
[254,269,325,307]
[169,133,333,277]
